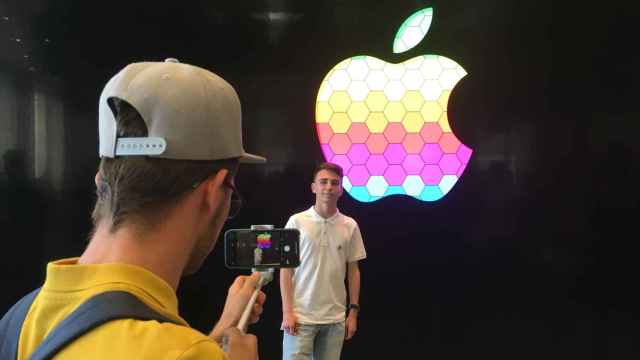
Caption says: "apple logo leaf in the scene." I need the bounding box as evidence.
[393,7,433,54]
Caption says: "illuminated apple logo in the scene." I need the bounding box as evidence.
[315,7,472,202]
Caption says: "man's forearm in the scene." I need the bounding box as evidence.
[347,263,361,306]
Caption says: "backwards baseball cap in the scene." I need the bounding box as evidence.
[98,58,266,163]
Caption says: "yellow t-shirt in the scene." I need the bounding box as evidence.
[18,258,226,360]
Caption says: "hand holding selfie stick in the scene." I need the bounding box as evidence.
[236,268,273,333]
[236,225,275,333]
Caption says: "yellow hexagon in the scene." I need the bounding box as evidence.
[402,112,424,133]
[384,101,406,123]
[401,91,424,112]
[329,113,352,133]
[347,102,370,123]
[438,90,451,110]
[439,111,452,132]
[365,91,388,112]
[366,112,388,133]
[420,101,442,123]
[329,91,352,112]
[316,102,333,123]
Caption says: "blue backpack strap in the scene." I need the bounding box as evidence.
[0,288,42,360]
[28,291,179,360]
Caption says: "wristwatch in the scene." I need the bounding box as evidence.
[348,304,360,311]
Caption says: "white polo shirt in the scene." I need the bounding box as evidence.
[285,206,366,324]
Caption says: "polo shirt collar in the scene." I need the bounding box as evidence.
[43,258,180,318]
[309,206,341,223]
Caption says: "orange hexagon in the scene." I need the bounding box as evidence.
[347,123,371,143]
[383,122,406,143]
[329,133,351,154]
[365,134,389,154]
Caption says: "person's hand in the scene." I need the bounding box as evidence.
[210,273,266,343]
[282,311,298,336]
[345,311,357,340]
[222,327,258,360]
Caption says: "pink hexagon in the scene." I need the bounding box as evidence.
[402,154,424,175]
[365,134,388,154]
[348,165,370,186]
[347,123,370,143]
[402,133,424,154]
[317,123,334,144]
[421,165,443,185]
[329,134,351,154]
[331,154,352,174]
[366,155,389,175]
[420,143,443,164]
[347,143,370,165]
[439,154,461,175]
[457,144,472,164]
[383,143,407,165]
[384,165,406,185]
[383,123,406,143]
[457,162,468,177]
[420,122,442,143]
[439,133,461,153]
[321,144,334,161]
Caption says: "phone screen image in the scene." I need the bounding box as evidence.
[225,228,300,269]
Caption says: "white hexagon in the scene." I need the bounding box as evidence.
[438,175,458,195]
[438,56,458,70]
[456,65,467,78]
[334,58,351,70]
[366,176,388,197]
[317,81,333,102]
[346,58,370,81]
[402,69,424,90]
[384,80,406,101]
[383,63,406,80]
[420,55,443,79]
[328,69,351,91]
[404,56,424,70]
[402,175,425,196]
[420,80,443,101]
[365,70,388,91]
[439,69,464,90]
[365,56,386,70]
[342,176,353,192]
[347,81,370,102]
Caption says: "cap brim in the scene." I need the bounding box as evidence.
[239,152,267,164]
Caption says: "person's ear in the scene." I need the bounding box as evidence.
[94,172,101,187]
[201,169,229,216]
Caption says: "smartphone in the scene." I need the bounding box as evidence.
[224,228,300,269]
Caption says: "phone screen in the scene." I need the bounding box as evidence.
[225,229,299,269]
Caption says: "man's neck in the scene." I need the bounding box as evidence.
[78,214,196,291]
[314,202,338,219]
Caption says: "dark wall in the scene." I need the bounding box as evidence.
[1,0,639,358]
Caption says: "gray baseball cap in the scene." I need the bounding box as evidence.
[99,58,266,163]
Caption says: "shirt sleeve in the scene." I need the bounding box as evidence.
[284,216,296,229]
[348,222,367,262]
[176,339,227,360]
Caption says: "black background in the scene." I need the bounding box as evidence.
[1,0,639,358]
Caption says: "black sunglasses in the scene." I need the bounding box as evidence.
[224,177,243,220]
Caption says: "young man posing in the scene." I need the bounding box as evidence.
[280,162,367,360]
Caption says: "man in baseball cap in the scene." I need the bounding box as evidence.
[1,58,266,359]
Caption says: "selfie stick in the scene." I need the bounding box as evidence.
[236,225,275,333]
